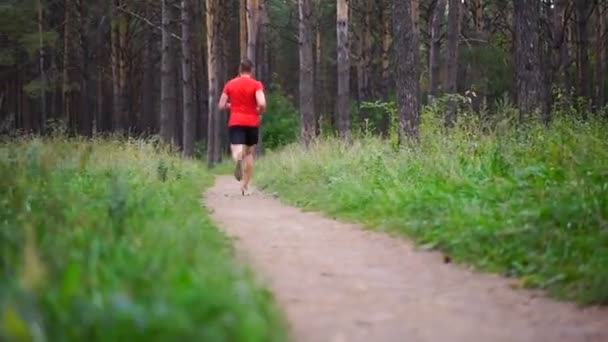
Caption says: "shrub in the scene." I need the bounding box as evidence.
[261,84,299,151]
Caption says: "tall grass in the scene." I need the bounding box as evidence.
[0,137,286,341]
[256,106,608,305]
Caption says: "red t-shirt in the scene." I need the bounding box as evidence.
[223,76,264,127]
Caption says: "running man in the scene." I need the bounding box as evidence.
[218,59,266,196]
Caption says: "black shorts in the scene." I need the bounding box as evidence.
[229,125,259,146]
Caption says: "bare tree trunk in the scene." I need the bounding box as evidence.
[181,0,195,156]
[381,0,392,100]
[240,0,248,60]
[411,0,419,34]
[356,0,372,105]
[51,51,59,120]
[514,0,547,121]
[445,0,459,127]
[236,0,264,153]
[429,0,446,99]
[76,0,91,136]
[601,6,607,108]
[194,0,208,147]
[246,0,260,67]
[314,5,324,132]
[174,5,183,146]
[299,0,315,145]
[111,1,119,131]
[111,0,128,133]
[551,0,570,93]
[63,0,72,129]
[575,0,592,106]
[336,0,351,139]
[595,3,605,108]
[161,0,177,145]
[37,0,47,133]
[470,0,486,111]
[256,0,269,155]
[206,0,222,166]
[141,0,155,134]
[117,2,128,132]
[393,0,420,140]
[257,1,270,85]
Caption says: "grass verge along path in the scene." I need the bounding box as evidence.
[0,137,286,341]
[256,117,608,305]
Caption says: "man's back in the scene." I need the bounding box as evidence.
[224,76,264,127]
[218,59,267,196]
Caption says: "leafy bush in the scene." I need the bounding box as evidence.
[0,137,286,341]
[256,105,608,305]
[261,84,299,151]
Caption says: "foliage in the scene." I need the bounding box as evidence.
[0,0,58,66]
[255,103,608,305]
[359,100,399,149]
[0,137,286,341]
[262,84,299,151]
[460,44,514,102]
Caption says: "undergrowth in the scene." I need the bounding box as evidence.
[0,137,286,341]
[256,105,608,305]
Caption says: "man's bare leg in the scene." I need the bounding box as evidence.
[230,144,244,181]
[241,145,255,195]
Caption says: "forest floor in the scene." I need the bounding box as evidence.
[205,176,608,342]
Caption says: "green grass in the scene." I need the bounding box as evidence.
[0,137,286,341]
[256,110,608,305]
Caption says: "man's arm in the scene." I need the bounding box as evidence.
[218,92,230,111]
[255,90,266,114]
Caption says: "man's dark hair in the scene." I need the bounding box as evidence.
[239,59,254,73]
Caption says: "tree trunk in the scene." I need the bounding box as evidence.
[470,0,486,111]
[218,1,231,155]
[246,0,260,67]
[76,0,91,136]
[161,0,177,145]
[257,1,270,85]
[111,1,119,130]
[381,0,392,100]
[595,3,605,108]
[62,0,72,129]
[336,0,351,139]
[111,0,128,133]
[445,0,459,126]
[118,0,128,132]
[141,0,156,134]
[299,0,315,145]
[314,6,324,132]
[36,0,47,134]
[195,0,208,148]
[356,0,372,105]
[174,7,184,148]
[256,0,269,155]
[551,0,570,93]
[514,0,547,121]
[51,51,59,120]
[411,0,419,34]
[393,0,420,140]
[182,0,195,156]
[206,0,223,166]
[240,0,248,60]
[575,0,591,105]
[429,0,446,99]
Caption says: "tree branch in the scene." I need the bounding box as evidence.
[116,5,182,41]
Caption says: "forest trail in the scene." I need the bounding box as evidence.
[204,176,608,342]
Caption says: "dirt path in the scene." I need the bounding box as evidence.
[205,176,608,342]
